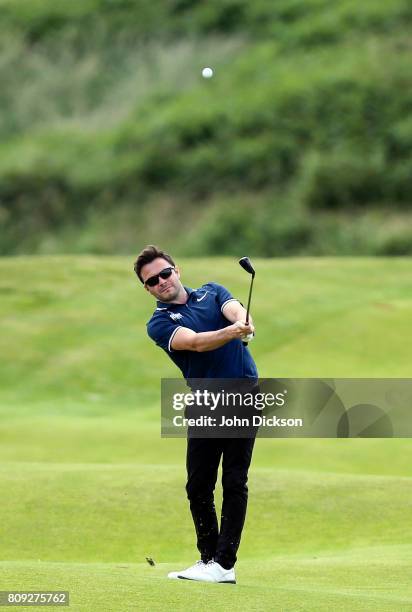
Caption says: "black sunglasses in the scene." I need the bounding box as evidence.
[144,266,175,287]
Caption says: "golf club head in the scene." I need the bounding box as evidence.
[239,256,255,276]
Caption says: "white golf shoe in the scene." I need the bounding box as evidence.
[167,560,207,580]
[200,561,236,584]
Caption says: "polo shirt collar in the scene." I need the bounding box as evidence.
[156,286,194,308]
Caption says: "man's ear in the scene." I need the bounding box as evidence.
[144,284,150,293]
[175,266,180,279]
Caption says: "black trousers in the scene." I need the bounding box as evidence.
[185,436,255,569]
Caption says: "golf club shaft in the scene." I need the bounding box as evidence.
[245,274,254,324]
[238,256,256,346]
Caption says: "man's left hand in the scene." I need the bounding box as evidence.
[242,332,254,342]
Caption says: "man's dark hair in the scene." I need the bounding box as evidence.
[133,245,175,283]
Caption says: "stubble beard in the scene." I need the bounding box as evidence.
[157,283,182,303]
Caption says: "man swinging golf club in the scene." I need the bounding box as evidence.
[134,245,258,584]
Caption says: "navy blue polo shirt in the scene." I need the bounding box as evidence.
[147,282,258,380]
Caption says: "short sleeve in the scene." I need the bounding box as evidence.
[147,316,182,353]
[207,282,238,313]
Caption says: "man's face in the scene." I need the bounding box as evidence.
[141,257,182,302]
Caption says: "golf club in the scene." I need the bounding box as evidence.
[239,256,255,345]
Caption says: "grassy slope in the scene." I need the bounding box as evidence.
[1,256,411,408]
[0,256,412,610]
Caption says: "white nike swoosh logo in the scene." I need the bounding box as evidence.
[196,292,208,302]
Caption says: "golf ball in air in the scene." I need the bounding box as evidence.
[202,67,213,79]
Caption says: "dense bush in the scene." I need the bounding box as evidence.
[0,0,412,255]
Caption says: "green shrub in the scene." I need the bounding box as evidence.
[1,0,412,255]
[182,195,312,256]
[297,150,387,210]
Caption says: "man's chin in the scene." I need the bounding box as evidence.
[158,288,178,302]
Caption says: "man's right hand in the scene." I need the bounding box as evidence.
[228,321,255,340]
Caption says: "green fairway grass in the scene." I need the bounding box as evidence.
[1,546,411,612]
[0,256,412,610]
